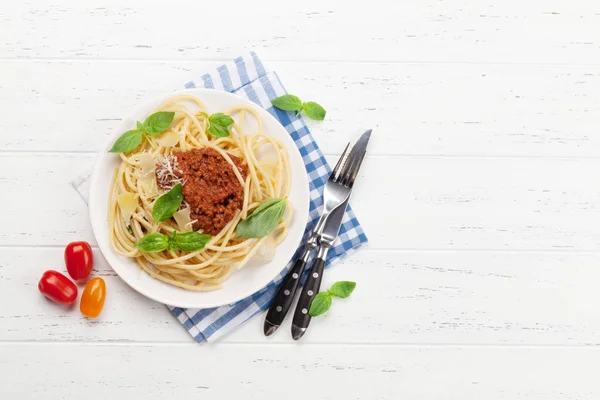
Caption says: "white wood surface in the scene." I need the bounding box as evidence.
[2,0,600,398]
[3,344,600,400]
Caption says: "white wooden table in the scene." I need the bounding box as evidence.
[2,1,600,398]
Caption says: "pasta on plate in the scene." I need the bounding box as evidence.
[108,95,292,291]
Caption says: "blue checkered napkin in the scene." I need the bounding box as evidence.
[174,52,368,342]
[171,52,368,342]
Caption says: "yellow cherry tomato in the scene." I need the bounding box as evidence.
[80,277,106,318]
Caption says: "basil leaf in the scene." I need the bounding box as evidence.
[135,233,169,253]
[136,121,144,132]
[302,101,326,120]
[172,232,212,252]
[168,231,178,251]
[249,198,282,215]
[210,112,234,126]
[328,281,356,298]
[207,113,234,138]
[272,94,303,111]
[236,198,287,238]
[126,225,133,235]
[152,183,184,222]
[143,111,175,135]
[109,130,143,153]
[308,292,332,317]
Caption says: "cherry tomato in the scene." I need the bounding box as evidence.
[38,270,78,305]
[80,277,106,318]
[65,241,93,281]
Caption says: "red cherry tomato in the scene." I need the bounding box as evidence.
[65,241,93,281]
[80,277,106,318]
[38,270,78,305]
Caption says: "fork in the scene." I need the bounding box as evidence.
[263,130,371,337]
[290,131,370,339]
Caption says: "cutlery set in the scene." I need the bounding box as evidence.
[264,129,372,340]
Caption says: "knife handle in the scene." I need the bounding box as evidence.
[264,254,309,335]
[291,247,328,340]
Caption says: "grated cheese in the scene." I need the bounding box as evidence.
[155,155,183,191]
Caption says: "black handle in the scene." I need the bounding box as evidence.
[263,257,308,336]
[291,256,326,340]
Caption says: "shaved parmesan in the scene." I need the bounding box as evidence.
[259,156,278,178]
[173,207,194,232]
[117,193,138,223]
[138,153,159,198]
[140,175,159,198]
[254,234,276,261]
[159,130,180,147]
[139,152,156,176]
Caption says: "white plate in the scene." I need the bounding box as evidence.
[89,89,310,308]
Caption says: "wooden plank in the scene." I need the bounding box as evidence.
[2,60,600,156]
[2,343,600,399]
[3,247,600,344]
[3,1,600,63]
[229,250,600,345]
[0,246,189,342]
[1,153,600,250]
[0,154,96,246]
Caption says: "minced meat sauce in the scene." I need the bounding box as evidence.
[157,148,247,235]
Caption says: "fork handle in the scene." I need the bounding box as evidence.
[291,246,329,340]
[263,247,312,335]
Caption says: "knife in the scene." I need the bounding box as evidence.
[263,143,352,336]
[263,130,371,337]
[291,130,371,340]
[291,198,350,340]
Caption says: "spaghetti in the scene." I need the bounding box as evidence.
[108,95,292,291]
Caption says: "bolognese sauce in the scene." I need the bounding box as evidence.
[157,148,247,235]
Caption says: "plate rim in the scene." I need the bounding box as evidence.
[88,88,310,308]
